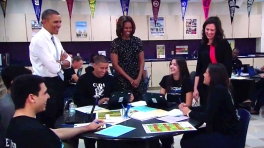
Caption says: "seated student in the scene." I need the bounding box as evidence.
[159,57,193,148]
[179,63,240,148]
[232,48,242,72]
[85,53,99,74]
[74,55,134,107]
[63,56,83,98]
[0,66,32,147]
[74,55,134,148]
[5,75,104,148]
[160,57,193,106]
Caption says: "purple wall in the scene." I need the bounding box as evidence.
[0,38,257,66]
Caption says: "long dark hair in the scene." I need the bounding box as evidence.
[166,57,190,92]
[201,16,225,46]
[207,63,232,93]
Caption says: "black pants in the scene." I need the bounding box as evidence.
[37,76,64,128]
[180,128,240,148]
[160,136,174,148]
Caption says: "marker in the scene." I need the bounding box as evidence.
[178,98,182,104]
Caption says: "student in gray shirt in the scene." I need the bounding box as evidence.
[0,66,32,147]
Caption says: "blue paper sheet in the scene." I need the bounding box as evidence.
[131,106,157,112]
[95,125,135,137]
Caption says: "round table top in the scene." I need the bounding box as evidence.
[55,110,202,141]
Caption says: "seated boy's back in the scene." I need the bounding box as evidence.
[6,116,62,148]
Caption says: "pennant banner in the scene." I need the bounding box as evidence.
[31,0,42,23]
[202,0,212,20]
[151,0,160,26]
[120,0,130,16]
[228,0,239,24]
[0,0,7,18]
[181,0,188,21]
[66,0,74,19]
[89,0,96,18]
[247,0,254,17]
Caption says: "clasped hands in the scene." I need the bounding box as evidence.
[56,51,68,63]
[129,77,141,88]
[178,103,191,116]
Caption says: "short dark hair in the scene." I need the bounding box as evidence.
[202,16,225,46]
[72,56,83,62]
[66,51,73,55]
[11,75,45,110]
[1,66,32,89]
[94,55,108,64]
[41,9,60,20]
[90,54,99,63]
[233,48,239,52]
[116,16,136,38]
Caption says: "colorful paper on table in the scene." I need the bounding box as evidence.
[130,101,147,107]
[157,116,189,123]
[142,122,196,134]
[130,106,157,112]
[96,110,123,122]
[95,125,135,137]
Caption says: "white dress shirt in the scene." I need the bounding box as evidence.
[29,28,72,77]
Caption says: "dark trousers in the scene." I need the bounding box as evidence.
[160,136,174,148]
[37,76,64,128]
[180,128,239,148]
[198,84,208,106]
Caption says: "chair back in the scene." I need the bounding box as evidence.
[64,98,73,112]
[145,75,151,93]
[237,109,251,148]
[109,66,115,75]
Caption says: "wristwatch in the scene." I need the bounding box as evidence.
[60,61,64,66]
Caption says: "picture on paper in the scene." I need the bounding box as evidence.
[149,17,165,36]
[142,122,196,134]
[97,110,122,120]
[31,20,42,37]
[156,45,165,58]
[185,19,197,35]
[75,22,88,38]
[175,46,188,55]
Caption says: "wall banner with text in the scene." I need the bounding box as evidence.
[228,0,239,24]
[247,0,254,17]
[151,0,160,26]
[202,0,211,20]
[0,0,7,18]
[89,0,96,18]
[120,0,130,16]
[181,0,188,21]
[66,0,74,19]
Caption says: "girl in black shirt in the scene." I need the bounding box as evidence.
[193,16,232,106]
[180,63,240,148]
[159,57,193,106]
[159,57,193,148]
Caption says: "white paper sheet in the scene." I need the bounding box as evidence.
[75,106,105,114]
[130,101,147,107]
[157,116,189,123]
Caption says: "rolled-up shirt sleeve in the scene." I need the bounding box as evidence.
[32,41,61,74]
